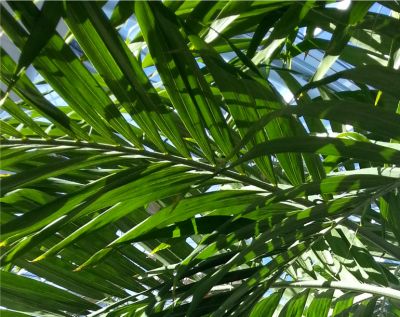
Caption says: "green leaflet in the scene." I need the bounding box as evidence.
[0,96,48,139]
[1,163,211,259]
[0,270,99,314]
[232,136,400,168]
[299,65,400,99]
[0,121,23,138]
[210,242,310,317]
[188,29,305,184]
[343,219,400,260]
[74,191,324,271]
[12,2,64,80]
[185,221,329,316]
[289,38,387,67]
[249,290,284,317]
[0,153,124,195]
[331,293,355,317]
[312,2,372,81]
[252,2,315,65]
[279,289,310,317]
[306,290,334,317]
[136,1,234,163]
[0,163,153,241]
[109,0,135,27]
[98,190,260,247]
[0,310,36,317]
[64,2,190,156]
[23,167,212,262]
[352,297,378,317]
[5,1,140,146]
[0,48,88,140]
[266,174,397,204]
[233,101,400,154]
[380,191,400,243]
[122,216,254,242]
[15,254,129,299]
[341,227,394,286]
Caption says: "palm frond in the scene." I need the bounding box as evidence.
[1,1,399,316]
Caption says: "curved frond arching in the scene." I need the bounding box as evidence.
[1,1,399,316]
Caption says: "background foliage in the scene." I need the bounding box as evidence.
[1,1,400,316]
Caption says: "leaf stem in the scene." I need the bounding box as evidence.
[271,280,400,300]
[343,219,400,259]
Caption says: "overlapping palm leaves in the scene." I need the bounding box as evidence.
[1,1,400,316]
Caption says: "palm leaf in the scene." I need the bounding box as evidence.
[1,1,399,316]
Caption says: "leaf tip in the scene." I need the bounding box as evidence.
[74,264,86,272]
[30,255,45,263]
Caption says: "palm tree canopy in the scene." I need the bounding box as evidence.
[1,1,400,316]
